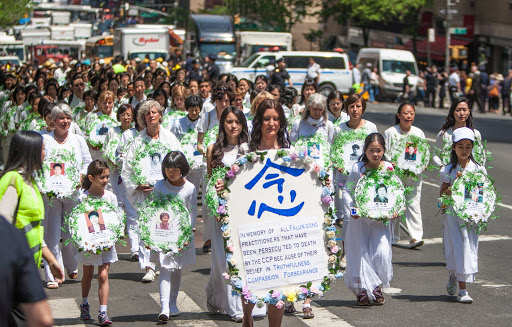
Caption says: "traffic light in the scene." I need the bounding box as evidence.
[234,14,240,25]
[449,45,468,60]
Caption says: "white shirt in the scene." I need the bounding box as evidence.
[171,116,199,139]
[383,125,425,153]
[307,62,321,79]
[42,131,92,176]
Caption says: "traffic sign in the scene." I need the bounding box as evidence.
[438,8,458,15]
[449,27,467,35]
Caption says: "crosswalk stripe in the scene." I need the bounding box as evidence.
[300,303,353,327]
[150,292,218,326]
[48,298,86,327]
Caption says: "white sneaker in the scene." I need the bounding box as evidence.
[446,274,457,296]
[142,269,155,283]
[457,292,473,303]
[231,314,243,322]
[340,252,347,269]
[169,305,179,317]
[158,312,169,321]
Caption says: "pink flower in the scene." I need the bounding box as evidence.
[313,164,321,173]
[216,205,226,215]
[226,170,235,178]
[387,166,394,171]
[301,287,309,295]
[311,286,319,294]
[230,164,240,173]
[331,246,339,254]
[275,300,285,309]
[222,272,230,279]
[321,196,332,205]
[271,291,281,299]
[290,152,299,160]
[227,246,234,253]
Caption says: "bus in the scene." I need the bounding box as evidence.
[185,15,236,73]
[0,36,26,62]
[86,35,114,63]
[29,40,85,65]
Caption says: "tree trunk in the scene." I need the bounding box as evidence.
[362,27,369,47]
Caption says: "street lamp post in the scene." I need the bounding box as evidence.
[444,0,451,74]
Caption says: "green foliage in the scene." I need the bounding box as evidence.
[0,0,32,28]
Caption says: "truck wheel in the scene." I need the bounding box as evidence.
[319,83,336,97]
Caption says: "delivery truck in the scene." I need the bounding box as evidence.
[235,31,293,65]
[114,27,169,61]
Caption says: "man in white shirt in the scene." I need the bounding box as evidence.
[352,63,361,85]
[54,58,71,86]
[199,79,213,113]
[130,77,147,107]
[306,57,321,84]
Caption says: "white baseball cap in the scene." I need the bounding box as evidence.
[452,127,475,143]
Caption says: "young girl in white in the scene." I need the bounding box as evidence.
[78,160,119,325]
[440,127,486,303]
[384,103,425,248]
[152,151,197,320]
[342,133,397,305]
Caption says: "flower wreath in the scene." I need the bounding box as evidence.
[330,130,369,174]
[66,196,125,255]
[20,113,45,131]
[138,194,193,253]
[0,105,18,136]
[203,125,219,149]
[353,168,406,223]
[102,132,121,169]
[85,115,119,149]
[292,133,332,168]
[35,149,81,198]
[130,140,173,187]
[389,134,431,178]
[210,149,343,307]
[437,137,492,167]
[179,128,203,170]
[440,171,499,233]
[162,111,187,129]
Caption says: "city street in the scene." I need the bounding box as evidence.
[45,103,512,327]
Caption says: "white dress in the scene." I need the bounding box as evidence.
[206,143,266,318]
[434,127,482,166]
[75,190,119,266]
[333,120,378,237]
[384,125,425,242]
[151,179,197,269]
[342,161,393,298]
[440,161,486,282]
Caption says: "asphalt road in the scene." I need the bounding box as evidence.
[46,103,512,327]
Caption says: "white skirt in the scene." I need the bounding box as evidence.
[443,213,479,282]
[344,216,393,298]
[150,237,196,270]
[76,247,118,266]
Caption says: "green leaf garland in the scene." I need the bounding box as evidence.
[130,139,174,187]
[389,134,431,178]
[292,132,332,168]
[330,130,368,174]
[203,125,219,148]
[35,148,81,198]
[85,115,119,149]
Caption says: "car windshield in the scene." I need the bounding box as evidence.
[382,60,417,75]
[129,52,167,60]
[240,53,260,67]
[0,59,20,66]
[199,43,236,61]
[97,46,113,58]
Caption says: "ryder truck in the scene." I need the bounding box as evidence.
[114,27,169,61]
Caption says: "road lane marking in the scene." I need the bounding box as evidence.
[474,279,512,288]
[397,234,512,246]
[150,292,218,327]
[426,137,436,142]
[383,287,402,294]
[422,180,512,210]
[301,303,354,327]
[49,298,86,327]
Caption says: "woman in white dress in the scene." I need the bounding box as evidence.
[205,106,251,322]
[384,103,426,248]
[121,100,182,282]
[42,102,92,287]
[84,90,118,161]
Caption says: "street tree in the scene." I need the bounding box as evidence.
[0,0,32,28]
[322,0,426,46]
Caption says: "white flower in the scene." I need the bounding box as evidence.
[222,217,230,224]
[229,258,236,265]
[328,255,336,263]
[222,230,231,238]
[326,231,335,239]
[328,240,337,248]
[324,218,332,225]
[219,190,230,199]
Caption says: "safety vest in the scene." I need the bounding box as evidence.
[0,171,45,266]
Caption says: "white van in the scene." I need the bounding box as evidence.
[356,48,419,100]
[230,51,352,95]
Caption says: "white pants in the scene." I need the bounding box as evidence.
[159,268,181,313]
[202,171,212,242]
[391,176,423,242]
[43,196,78,282]
[111,170,139,254]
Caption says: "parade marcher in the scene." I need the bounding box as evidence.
[206,107,251,322]
[68,75,86,109]
[254,75,268,93]
[43,102,92,288]
[384,103,425,248]
[342,133,396,306]
[440,127,486,303]
[270,58,293,88]
[54,57,71,86]
[199,78,212,109]
[434,97,483,167]
[326,90,349,125]
[127,77,147,108]
[77,160,119,325]
[306,57,321,84]
[85,90,118,161]
[297,79,318,111]
[121,100,182,283]
[238,78,252,108]
[153,151,197,321]
[187,78,199,96]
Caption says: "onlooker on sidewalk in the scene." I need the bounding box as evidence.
[501,69,512,115]
[415,70,426,105]
[370,67,381,103]
[469,65,484,113]
[362,63,373,102]
[487,73,501,113]
[306,57,321,84]
[425,66,439,107]
[479,64,489,112]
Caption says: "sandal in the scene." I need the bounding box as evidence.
[47,281,59,289]
[284,302,296,314]
[356,290,370,306]
[303,307,314,319]
[372,286,385,305]
[202,243,211,253]
[68,272,78,280]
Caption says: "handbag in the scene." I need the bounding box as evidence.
[489,85,499,97]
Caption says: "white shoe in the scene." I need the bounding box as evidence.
[231,314,243,322]
[447,274,457,296]
[457,292,473,303]
[158,312,169,321]
[142,269,155,283]
[169,305,179,317]
[409,239,424,249]
[340,252,346,269]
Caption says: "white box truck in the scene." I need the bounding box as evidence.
[114,27,169,61]
[51,11,71,25]
[50,26,75,41]
[235,31,293,64]
[71,23,92,40]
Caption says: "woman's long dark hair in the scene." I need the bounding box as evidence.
[2,131,43,181]
[395,102,415,125]
[359,133,387,164]
[441,96,474,132]
[299,79,318,105]
[250,99,290,151]
[82,160,109,190]
[211,106,249,168]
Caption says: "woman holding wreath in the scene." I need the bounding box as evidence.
[121,100,181,283]
[84,90,118,161]
[205,106,253,322]
[42,102,92,288]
